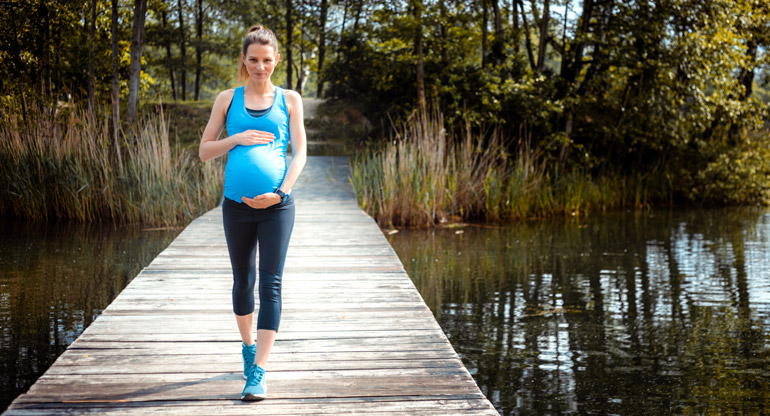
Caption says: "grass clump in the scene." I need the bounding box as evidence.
[0,102,223,227]
[350,106,654,227]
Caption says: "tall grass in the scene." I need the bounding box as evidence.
[350,106,655,227]
[0,102,223,226]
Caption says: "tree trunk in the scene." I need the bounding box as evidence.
[512,0,519,53]
[88,0,97,118]
[110,0,123,171]
[8,6,25,83]
[439,1,447,63]
[8,9,27,121]
[537,0,550,71]
[127,0,148,124]
[37,0,51,98]
[575,0,612,95]
[194,0,202,101]
[561,0,593,86]
[491,0,503,65]
[161,10,177,101]
[353,0,363,33]
[738,40,757,100]
[285,0,293,89]
[316,0,328,97]
[481,0,488,67]
[296,4,305,93]
[561,1,569,49]
[177,0,187,101]
[412,0,425,110]
[341,0,349,37]
[517,0,536,70]
[52,22,62,96]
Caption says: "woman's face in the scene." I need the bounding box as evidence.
[242,43,279,81]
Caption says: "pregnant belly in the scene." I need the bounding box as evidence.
[224,145,285,200]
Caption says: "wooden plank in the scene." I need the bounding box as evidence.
[16,369,482,403]
[52,350,458,365]
[81,321,441,334]
[108,292,424,301]
[99,306,430,316]
[42,357,467,375]
[3,156,498,415]
[68,337,455,353]
[6,397,498,416]
[99,304,431,313]
[73,331,449,343]
[93,310,437,321]
[17,382,480,404]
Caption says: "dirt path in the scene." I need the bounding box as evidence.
[303,97,322,119]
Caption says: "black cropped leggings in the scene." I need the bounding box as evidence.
[222,195,295,332]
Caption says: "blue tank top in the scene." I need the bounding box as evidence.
[224,85,290,202]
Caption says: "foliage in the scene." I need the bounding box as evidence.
[0,101,223,226]
[337,0,770,210]
[692,127,770,205]
[350,105,656,227]
[0,0,151,102]
[2,0,770,216]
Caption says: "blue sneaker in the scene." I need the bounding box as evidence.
[241,364,267,401]
[241,342,256,380]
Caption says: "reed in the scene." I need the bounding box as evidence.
[0,102,223,226]
[350,106,652,227]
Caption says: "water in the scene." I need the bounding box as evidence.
[388,208,770,415]
[0,219,178,412]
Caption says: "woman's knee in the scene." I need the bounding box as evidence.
[258,271,282,299]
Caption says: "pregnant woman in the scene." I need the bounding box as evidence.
[198,25,307,401]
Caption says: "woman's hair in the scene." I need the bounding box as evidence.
[238,25,279,83]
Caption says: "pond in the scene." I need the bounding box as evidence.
[388,208,770,415]
[3,208,769,414]
[0,219,178,412]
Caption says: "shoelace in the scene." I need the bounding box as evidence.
[241,344,257,365]
[247,365,265,385]
[242,345,256,362]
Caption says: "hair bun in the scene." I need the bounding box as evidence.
[248,25,263,33]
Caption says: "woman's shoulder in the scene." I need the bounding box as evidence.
[216,88,237,101]
[281,88,302,105]
[210,88,238,117]
[212,88,237,107]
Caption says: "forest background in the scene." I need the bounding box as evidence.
[1,0,769,227]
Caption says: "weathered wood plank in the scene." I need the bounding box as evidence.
[3,156,498,416]
[17,371,481,403]
[81,321,441,334]
[69,337,454,353]
[6,396,498,416]
[52,350,459,366]
[46,355,465,375]
[94,310,437,321]
[74,330,449,342]
[99,306,430,316]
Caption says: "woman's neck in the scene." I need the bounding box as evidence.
[245,79,274,96]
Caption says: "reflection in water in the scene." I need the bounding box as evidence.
[0,220,177,412]
[389,208,770,415]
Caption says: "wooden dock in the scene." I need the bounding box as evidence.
[4,156,498,415]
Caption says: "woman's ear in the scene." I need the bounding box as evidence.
[275,53,281,65]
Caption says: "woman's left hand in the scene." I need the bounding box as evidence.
[241,192,281,209]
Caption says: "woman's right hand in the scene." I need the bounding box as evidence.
[234,130,275,146]
[199,90,276,161]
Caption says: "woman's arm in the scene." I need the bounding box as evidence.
[278,90,308,193]
[199,89,275,162]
